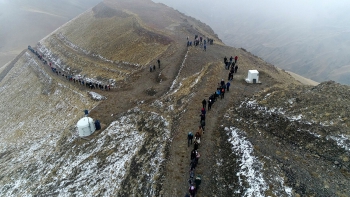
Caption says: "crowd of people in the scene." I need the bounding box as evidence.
[224,56,239,81]
[29,42,240,197]
[149,59,161,72]
[28,45,112,91]
[186,35,214,51]
[185,51,238,196]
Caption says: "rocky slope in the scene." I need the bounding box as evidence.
[0,0,349,196]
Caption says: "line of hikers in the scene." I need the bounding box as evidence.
[186,78,231,197]
[224,56,239,81]
[28,45,47,65]
[186,35,214,51]
[149,59,161,72]
[28,45,112,91]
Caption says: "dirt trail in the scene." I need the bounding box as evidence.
[159,42,292,196]
[160,45,243,196]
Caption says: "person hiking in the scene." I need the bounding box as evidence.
[157,59,160,68]
[191,149,197,161]
[235,55,238,63]
[215,90,220,101]
[189,185,197,197]
[225,61,229,70]
[201,107,206,115]
[231,61,235,69]
[200,114,205,122]
[208,99,212,110]
[202,99,207,109]
[200,119,205,132]
[197,125,203,136]
[195,132,201,144]
[194,140,199,150]
[224,56,227,64]
[230,56,233,64]
[235,65,238,73]
[221,79,225,87]
[226,81,231,91]
[188,132,194,147]
[153,65,156,71]
[195,151,201,165]
[221,87,225,99]
[150,65,152,72]
[204,44,206,51]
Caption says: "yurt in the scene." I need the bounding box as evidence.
[245,70,260,84]
[77,117,96,137]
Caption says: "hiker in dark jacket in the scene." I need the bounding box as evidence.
[208,99,212,110]
[202,99,207,109]
[235,65,238,73]
[200,114,205,121]
[153,65,156,71]
[191,149,197,160]
[226,81,231,91]
[215,89,220,101]
[194,141,199,150]
[157,59,160,68]
[220,79,225,87]
[200,119,205,131]
[188,132,194,147]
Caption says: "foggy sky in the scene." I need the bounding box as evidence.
[153,0,350,83]
[153,0,350,33]
[0,0,101,67]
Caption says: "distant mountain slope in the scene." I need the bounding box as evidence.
[0,0,101,67]
[153,0,350,85]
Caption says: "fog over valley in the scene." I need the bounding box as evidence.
[154,0,350,84]
[0,0,101,67]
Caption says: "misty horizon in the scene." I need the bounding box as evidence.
[1,0,350,83]
[153,0,350,84]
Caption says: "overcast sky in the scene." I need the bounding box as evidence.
[153,0,350,28]
[0,0,101,66]
[153,0,350,83]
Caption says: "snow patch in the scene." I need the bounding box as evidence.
[167,49,189,94]
[327,134,350,152]
[225,127,268,196]
[88,91,106,100]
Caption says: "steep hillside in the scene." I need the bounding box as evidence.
[0,0,349,196]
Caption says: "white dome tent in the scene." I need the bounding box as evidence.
[77,117,96,137]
